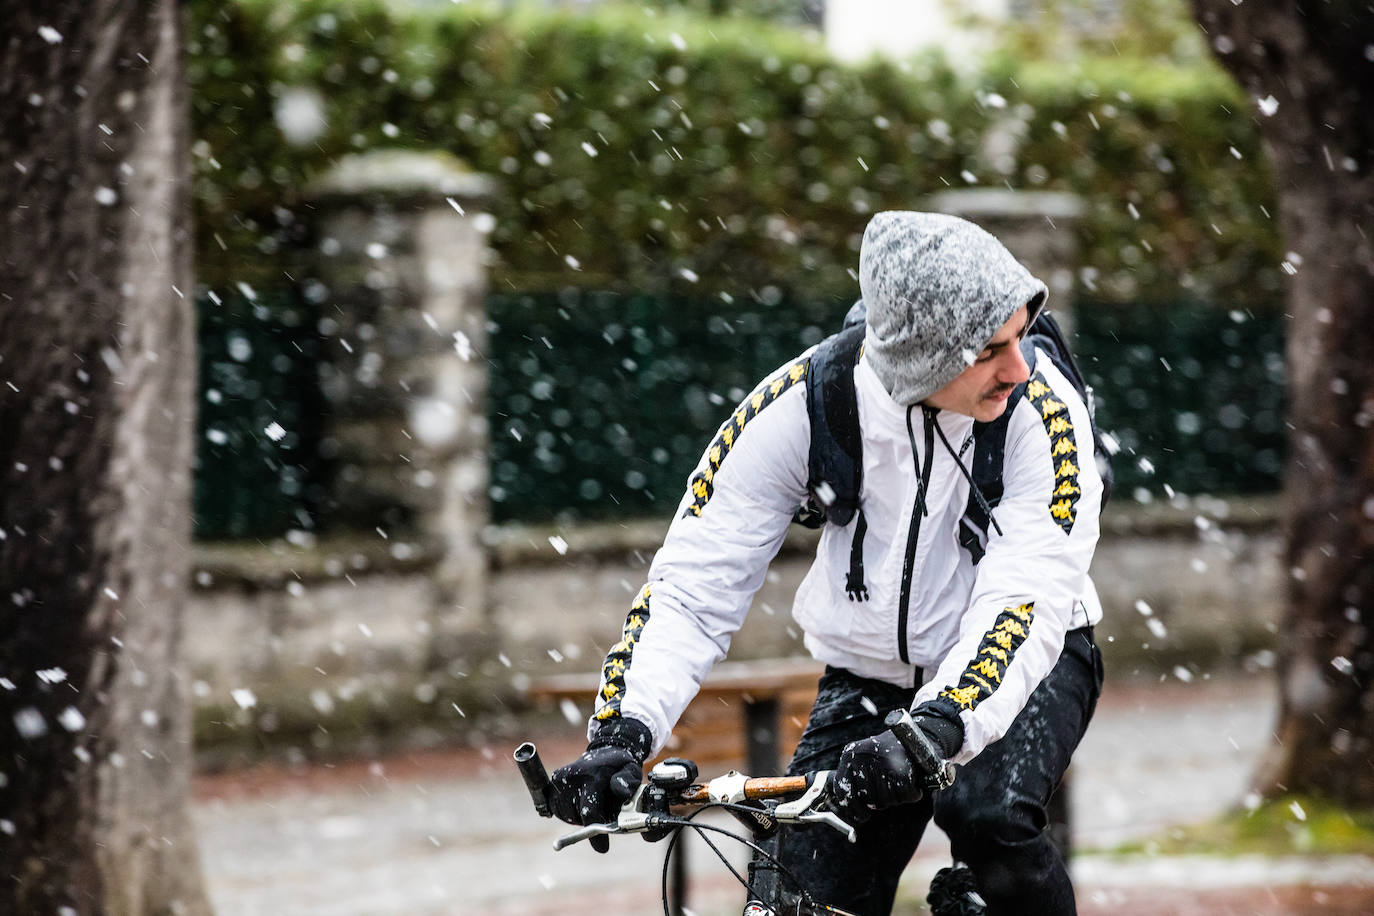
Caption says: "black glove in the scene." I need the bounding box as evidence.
[833,711,961,821]
[833,729,922,820]
[549,718,652,853]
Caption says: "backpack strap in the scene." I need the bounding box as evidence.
[960,309,1120,563]
[843,508,870,600]
[958,339,1038,565]
[798,320,866,528]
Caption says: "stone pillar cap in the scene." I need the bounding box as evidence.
[923,188,1085,222]
[305,149,495,204]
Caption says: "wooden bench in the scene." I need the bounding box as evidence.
[527,657,826,775]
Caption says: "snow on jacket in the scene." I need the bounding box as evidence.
[588,346,1104,766]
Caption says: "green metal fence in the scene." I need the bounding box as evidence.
[487,292,1288,522]
[1074,298,1286,500]
[194,290,327,540]
[486,290,843,522]
[192,289,1287,538]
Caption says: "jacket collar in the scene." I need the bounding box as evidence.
[856,353,976,443]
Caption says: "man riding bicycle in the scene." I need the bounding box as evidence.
[548,211,1106,916]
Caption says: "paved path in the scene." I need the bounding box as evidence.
[192,673,1374,915]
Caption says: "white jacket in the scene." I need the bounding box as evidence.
[591,347,1104,765]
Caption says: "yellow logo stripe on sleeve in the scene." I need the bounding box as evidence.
[1025,370,1082,534]
[938,603,1035,711]
[682,360,808,518]
[595,585,652,721]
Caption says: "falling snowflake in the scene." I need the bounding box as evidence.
[453,330,473,361]
[14,708,47,739]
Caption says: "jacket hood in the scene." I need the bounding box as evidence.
[859,210,1047,405]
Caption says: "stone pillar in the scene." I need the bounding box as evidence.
[923,189,1084,336]
[304,150,495,659]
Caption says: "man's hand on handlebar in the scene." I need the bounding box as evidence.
[832,709,959,822]
[550,745,643,852]
[548,718,653,853]
[527,741,860,852]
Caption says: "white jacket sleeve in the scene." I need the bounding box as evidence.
[913,361,1103,763]
[588,360,812,756]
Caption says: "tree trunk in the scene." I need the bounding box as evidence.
[0,2,213,912]
[1190,1,1374,804]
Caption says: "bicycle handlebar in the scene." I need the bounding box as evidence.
[513,741,553,818]
[676,774,808,804]
[884,709,956,790]
[512,742,857,850]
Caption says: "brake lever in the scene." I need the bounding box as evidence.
[772,771,857,843]
[551,783,657,850]
[798,809,858,843]
[552,821,618,851]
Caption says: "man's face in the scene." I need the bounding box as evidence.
[924,305,1032,422]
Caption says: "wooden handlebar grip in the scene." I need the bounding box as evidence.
[744,775,809,798]
[677,774,809,804]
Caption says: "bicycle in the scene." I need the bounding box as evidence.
[514,709,987,916]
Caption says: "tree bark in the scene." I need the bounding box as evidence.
[0,1,213,912]
[1190,0,1374,804]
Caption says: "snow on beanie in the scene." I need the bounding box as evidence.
[859,210,1047,405]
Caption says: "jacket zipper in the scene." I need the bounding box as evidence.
[897,406,937,664]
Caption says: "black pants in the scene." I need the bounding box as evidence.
[774,627,1104,916]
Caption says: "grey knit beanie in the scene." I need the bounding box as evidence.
[859,211,1047,405]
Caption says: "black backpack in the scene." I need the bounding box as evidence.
[795,300,1114,567]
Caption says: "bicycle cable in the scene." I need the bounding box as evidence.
[654,803,828,916]
[660,805,750,912]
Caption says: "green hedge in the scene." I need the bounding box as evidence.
[188,0,1282,308]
